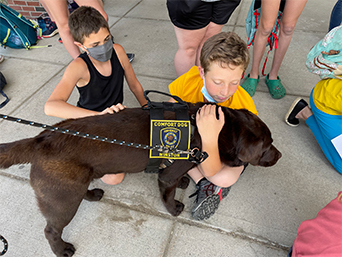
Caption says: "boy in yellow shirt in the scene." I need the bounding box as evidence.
[169,32,258,220]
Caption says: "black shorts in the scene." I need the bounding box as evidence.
[254,0,286,12]
[167,0,241,30]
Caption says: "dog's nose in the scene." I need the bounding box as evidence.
[277,150,282,160]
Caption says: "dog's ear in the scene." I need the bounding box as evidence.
[237,136,264,165]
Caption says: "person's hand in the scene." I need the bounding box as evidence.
[196,104,225,143]
[99,103,126,115]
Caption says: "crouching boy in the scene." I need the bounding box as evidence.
[169,32,258,220]
[45,6,147,185]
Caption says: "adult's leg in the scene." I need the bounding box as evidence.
[39,0,80,59]
[268,0,308,80]
[194,0,240,65]
[75,0,108,21]
[173,25,209,76]
[306,92,342,173]
[249,0,281,79]
[40,0,108,59]
[194,22,224,66]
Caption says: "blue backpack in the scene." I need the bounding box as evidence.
[246,0,283,76]
[0,3,38,49]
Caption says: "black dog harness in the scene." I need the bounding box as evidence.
[143,90,208,173]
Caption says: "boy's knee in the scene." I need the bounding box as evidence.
[101,173,125,185]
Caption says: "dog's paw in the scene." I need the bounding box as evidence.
[177,176,190,189]
[169,200,184,216]
[56,243,75,257]
[84,188,104,201]
[62,243,75,257]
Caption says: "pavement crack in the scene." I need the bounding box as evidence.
[100,196,290,252]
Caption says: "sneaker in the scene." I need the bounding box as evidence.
[42,18,58,38]
[0,55,4,63]
[190,178,231,220]
[127,53,135,63]
[284,98,308,127]
[58,37,63,44]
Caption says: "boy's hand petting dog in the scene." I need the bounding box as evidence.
[99,103,126,115]
[196,104,225,144]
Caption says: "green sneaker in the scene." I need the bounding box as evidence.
[241,74,260,97]
[265,74,286,99]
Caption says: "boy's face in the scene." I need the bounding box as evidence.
[75,27,111,52]
[199,62,244,103]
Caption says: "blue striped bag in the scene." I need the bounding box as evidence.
[0,3,38,49]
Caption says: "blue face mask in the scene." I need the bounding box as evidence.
[201,78,217,103]
[83,35,113,62]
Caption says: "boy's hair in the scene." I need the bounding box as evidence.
[68,6,110,44]
[200,32,250,74]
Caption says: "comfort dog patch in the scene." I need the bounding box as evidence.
[150,119,190,159]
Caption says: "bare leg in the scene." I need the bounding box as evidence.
[187,165,243,188]
[39,0,80,59]
[39,0,108,59]
[101,173,125,185]
[173,25,208,76]
[74,0,108,21]
[268,0,308,80]
[249,0,281,79]
[195,22,224,66]
[295,106,313,121]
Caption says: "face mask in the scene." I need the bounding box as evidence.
[201,78,217,103]
[83,35,113,62]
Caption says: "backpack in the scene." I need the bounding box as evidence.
[0,3,38,49]
[0,72,9,108]
[306,25,342,80]
[246,0,283,76]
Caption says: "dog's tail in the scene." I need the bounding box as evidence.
[0,138,36,169]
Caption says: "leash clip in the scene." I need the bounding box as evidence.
[189,147,208,164]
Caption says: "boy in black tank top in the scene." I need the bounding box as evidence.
[45,6,147,185]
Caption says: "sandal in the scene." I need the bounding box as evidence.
[241,74,260,97]
[265,74,286,99]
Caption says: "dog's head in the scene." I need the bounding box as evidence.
[220,107,281,167]
[189,103,281,167]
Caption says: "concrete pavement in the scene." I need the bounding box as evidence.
[0,0,341,256]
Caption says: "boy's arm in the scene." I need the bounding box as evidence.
[45,59,125,119]
[114,44,147,106]
[196,104,225,177]
[196,104,245,183]
[45,59,99,119]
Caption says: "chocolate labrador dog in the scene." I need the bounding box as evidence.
[0,103,281,257]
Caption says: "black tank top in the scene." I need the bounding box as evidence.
[76,48,124,112]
